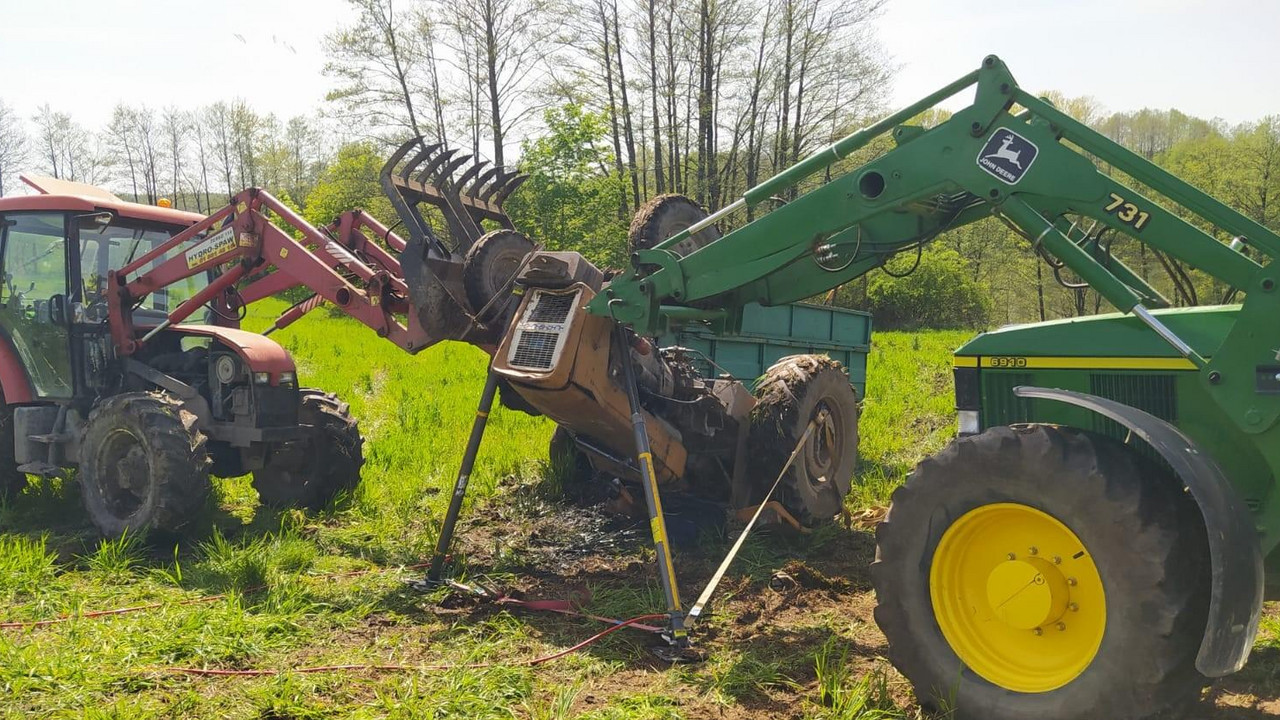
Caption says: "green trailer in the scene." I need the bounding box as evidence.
[659,301,871,397]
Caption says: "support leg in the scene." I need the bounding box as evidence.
[614,324,688,646]
[414,369,501,588]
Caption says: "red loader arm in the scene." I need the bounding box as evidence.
[105,188,443,356]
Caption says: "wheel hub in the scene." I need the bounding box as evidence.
[985,556,1069,631]
[929,503,1106,693]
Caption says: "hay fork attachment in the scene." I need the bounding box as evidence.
[379,137,528,252]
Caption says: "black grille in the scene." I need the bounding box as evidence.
[527,292,576,323]
[1088,373,1177,438]
[255,385,300,428]
[511,330,561,369]
[980,372,1033,428]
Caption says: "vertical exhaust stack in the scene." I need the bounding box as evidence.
[378,138,530,344]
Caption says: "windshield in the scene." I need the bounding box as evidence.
[79,221,208,318]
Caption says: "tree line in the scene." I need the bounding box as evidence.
[0,0,1276,330]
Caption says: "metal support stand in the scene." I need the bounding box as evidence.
[614,323,688,646]
[415,369,501,587]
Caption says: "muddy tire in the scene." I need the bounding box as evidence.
[463,228,535,329]
[749,354,859,525]
[253,390,364,510]
[0,393,27,500]
[872,424,1209,720]
[628,194,722,256]
[80,392,210,537]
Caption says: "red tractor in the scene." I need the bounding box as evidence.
[0,153,529,536]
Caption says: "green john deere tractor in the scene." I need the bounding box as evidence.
[585,55,1277,719]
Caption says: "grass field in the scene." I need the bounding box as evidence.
[1,301,1278,718]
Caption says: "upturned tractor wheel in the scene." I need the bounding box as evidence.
[80,392,211,537]
[253,390,364,510]
[750,354,859,525]
[872,424,1210,720]
[628,194,722,256]
[463,228,535,330]
[0,394,28,500]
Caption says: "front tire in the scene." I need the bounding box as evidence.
[872,424,1209,720]
[253,390,364,510]
[0,392,28,500]
[628,194,722,256]
[749,354,859,525]
[80,392,210,537]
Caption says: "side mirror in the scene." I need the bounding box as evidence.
[48,294,68,325]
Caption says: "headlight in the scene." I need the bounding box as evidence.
[958,409,980,437]
[253,372,270,385]
[279,372,296,386]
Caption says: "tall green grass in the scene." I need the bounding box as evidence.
[0,299,967,718]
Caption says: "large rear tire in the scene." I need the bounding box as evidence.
[749,354,859,525]
[253,390,364,510]
[80,392,210,537]
[872,424,1210,720]
[628,194,722,256]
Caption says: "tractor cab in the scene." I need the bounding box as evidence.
[0,177,211,402]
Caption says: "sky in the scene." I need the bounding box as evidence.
[876,0,1280,124]
[0,0,1277,134]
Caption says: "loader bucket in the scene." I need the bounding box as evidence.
[378,138,529,344]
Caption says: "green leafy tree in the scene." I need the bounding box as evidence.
[505,104,630,268]
[865,246,993,330]
[303,141,396,227]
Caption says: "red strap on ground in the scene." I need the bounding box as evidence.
[0,562,433,630]
[144,613,667,677]
[2,564,665,635]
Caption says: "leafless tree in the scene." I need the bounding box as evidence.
[0,100,29,196]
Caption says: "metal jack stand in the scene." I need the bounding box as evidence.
[613,324,693,657]
[408,369,501,591]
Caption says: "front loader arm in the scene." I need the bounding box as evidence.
[589,55,1274,360]
[106,188,436,356]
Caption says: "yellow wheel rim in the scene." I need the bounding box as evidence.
[930,503,1106,693]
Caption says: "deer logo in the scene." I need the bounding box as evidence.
[976,129,1039,185]
[984,135,1024,169]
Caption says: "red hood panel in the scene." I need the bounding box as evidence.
[173,325,295,375]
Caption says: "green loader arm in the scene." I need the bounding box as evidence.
[589,56,1276,373]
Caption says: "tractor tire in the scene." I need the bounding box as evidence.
[463,228,535,329]
[749,354,859,525]
[80,392,210,537]
[0,393,28,501]
[628,194,722,256]
[872,424,1210,720]
[253,390,364,510]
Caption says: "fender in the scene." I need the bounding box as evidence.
[0,333,35,403]
[1014,386,1263,677]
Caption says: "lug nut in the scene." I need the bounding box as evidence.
[1068,603,1079,612]
[1029,547,1038,555]
[1032,627,1043,636]
[1067,577,1077,586]
[1052,556,1062,564]
[1007,553,1016,560]
[1056,622,1066,631]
